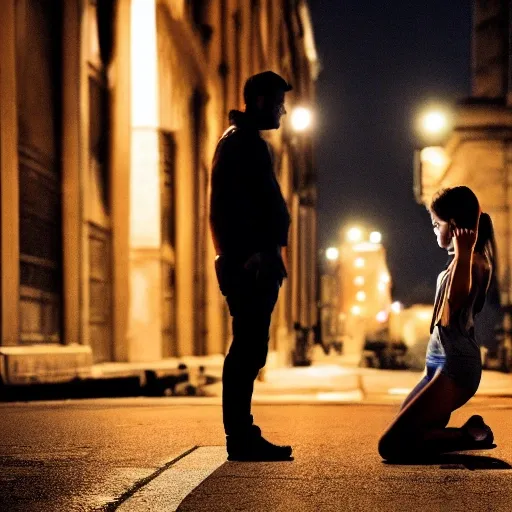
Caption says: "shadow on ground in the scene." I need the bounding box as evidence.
[384,450,512,470]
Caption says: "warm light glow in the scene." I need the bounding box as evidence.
[356,291,366,302]
[369,231,382,244]
[351,305,362,316]
[421,110,447,135]
[352,242,380,253]
[130,0,160,247]
[347,227,363,243]
[131,0,158,127]
[354,276,365,286]
[416,311,431,321]
[380,273,391,284]
[376,311,388,323]
[378,282,387,293]
[391,301,403,314]
[388,387,412,396]
[420,147,448,167]
[291,106,312,132]
[354,257,365,268]
[326,247,339,261]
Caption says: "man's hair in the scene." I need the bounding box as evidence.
[243,71,292,106]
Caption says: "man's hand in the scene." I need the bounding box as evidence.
[243,248,287,281]
[244,252,263,271]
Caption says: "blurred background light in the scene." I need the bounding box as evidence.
[291,106,312,132]
[347,227,363,243]
[326,247,339,261]
[354,257,365,268]
[369,231,382,244]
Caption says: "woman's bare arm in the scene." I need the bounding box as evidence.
[447,228,478,313]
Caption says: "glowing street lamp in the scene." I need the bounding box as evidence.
[291,106,312,132]
[416,106,452,141]
[369,231,382,244]
[347,227,363,243]
[421,110,447,135]
[356,291,366,302]
[380,273,390,284]
[326,247,339,261]
[391,301,403,314]
[351,305,362,316]
[376,311,388,323]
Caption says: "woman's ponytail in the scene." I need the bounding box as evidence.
[476,212,497,272]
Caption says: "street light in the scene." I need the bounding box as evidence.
[356,291,366,302]
[391,301,403,314]
[416,106,452,141]
[369,231,382,244]
[291,106,312,132]
[421,110,447,135]
[351,305,362,316]
[326,247,339,261]
[347,227,363,243]
[380,273,390,284]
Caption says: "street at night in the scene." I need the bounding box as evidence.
[2,0,512,510]
[1,382,512,511]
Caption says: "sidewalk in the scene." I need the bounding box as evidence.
[92,349,512,403]
[4,345,512,403]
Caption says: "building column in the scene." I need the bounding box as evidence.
[111,0,132,361]
[127,0,162,361]
[62,0,82,345]
[0,0,20,347]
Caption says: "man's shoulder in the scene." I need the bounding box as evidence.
[216,125,265,155]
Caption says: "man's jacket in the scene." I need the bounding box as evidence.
[209,110,291,264]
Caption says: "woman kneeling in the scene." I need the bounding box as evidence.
[378,186,496,461]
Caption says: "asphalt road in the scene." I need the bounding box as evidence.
[1,396,511,511]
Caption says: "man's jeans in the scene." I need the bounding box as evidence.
[215,255,282,437]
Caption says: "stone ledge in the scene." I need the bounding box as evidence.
[0,344,92,385]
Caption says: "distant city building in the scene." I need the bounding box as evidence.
[320,230,393,357]
[414,0,511,368]
[0,0,319,384]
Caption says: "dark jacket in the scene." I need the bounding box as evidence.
[209,110,291,263]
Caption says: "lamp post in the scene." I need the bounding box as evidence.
[413,105,452,204]
[289,105,315,366]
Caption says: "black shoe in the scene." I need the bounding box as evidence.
[227,425,293,462]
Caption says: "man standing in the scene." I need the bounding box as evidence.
[210,71,293,461]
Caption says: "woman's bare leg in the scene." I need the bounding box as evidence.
[378,372,475,460]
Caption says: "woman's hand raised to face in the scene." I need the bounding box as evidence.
[452,227,477,258]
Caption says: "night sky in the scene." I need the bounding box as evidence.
[308,1,472,305]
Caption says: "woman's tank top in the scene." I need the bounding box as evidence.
[427,256,490,364]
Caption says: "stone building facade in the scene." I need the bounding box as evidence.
[0,0,319,384]
[415,0,512,367]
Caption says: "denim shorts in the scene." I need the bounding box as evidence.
[425,325,482,395]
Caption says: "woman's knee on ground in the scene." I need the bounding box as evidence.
[378,429,423,461]
[378,431,400,460]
